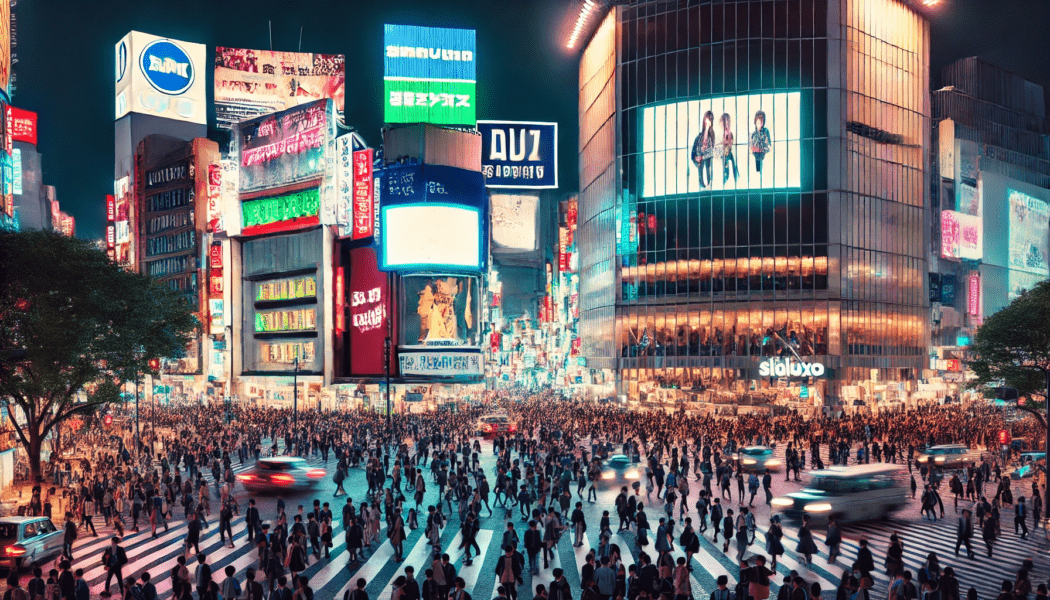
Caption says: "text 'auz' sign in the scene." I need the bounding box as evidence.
[478,121,558,189]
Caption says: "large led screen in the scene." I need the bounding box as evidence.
[1008,189,1050,276]
[380,203,482,272]
[490,194,538,252]
[399,274,480,348]
[941,210,982,261]
[641,92,801,197]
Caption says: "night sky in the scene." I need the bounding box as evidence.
[12,0,1050,240]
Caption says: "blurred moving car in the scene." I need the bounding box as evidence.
[732,446,782,472]
[601,454,641,483]
[771,464,906,523]
[236,457,326,492]
[916,444,981,469]
[1011,452,1046,479]
[0,517,64,570]
[476,414,518,435]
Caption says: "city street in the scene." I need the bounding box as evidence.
[35,436,1048,600]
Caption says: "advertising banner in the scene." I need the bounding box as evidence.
[478,121,558,189]
[382,163,487,206]
[941,274,957,306]
[114,31,207,124]
[241,188,321,236]
[398,350,483,377]
[399,274,480,348]
[7,107,36,145]
[214,47,345,129]
[383,24,476,126]
[206,164,222,233]
[940,210,983,261]
[352,149,374,240]
[238,99,331,193]
[1008,189,1050,276]
[349,247,390,376]
[381,204,481,272]
[208,298,224,335]
[967,273,981,318]
[490,194,538,253]
[0,0,9,97]
[112,176,133,267]
[641,92,801,197]
[334,136,352,237]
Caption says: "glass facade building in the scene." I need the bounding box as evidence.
[578,0,930,406]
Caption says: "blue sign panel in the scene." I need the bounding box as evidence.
[478,121,559,189]
[384,25,476,82]
[140,39,195,95]
[382,164,487,208]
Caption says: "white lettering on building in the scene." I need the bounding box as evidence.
[758,358,826,378]
[148,56,190,78]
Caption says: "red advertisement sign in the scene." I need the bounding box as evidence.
[352,149,374,240]
[106,195,115,222]
[968,273,980,317]
[209,242,223,269]
[7,107,37,146]
[334,266,345,334]
[349,247,392,376]
[545,296,553,321]
[106,225,115,249]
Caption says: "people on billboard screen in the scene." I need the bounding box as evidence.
[412,276,476,346]
[643,92,799,197]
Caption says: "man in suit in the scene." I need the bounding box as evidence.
[102,537,128,596]
[246,499,261,545]
[955,508,974,558]
[494,545,524,600]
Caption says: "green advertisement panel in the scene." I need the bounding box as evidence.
[384,79,476,126]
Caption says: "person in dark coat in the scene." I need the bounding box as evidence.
[494,545,525,600]
[825,516,842,563]
[796,515,818,566]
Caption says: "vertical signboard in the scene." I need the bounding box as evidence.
[6,107,35,145]
[349,247,389,376]
[352,148,374,240]
[335,135,352,237]
[383,25,476,126]
[477,121,558,189]
[967,273,981,318]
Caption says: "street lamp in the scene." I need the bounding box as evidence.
[384,336,392,428]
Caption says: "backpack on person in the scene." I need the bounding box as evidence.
[10,587,29,600]
[43,582,59,600]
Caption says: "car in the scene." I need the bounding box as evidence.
[476,414,517,435]
[731,446,782,472]
[771,464,907,523]
[601,454,641,483]
[1011,452,1046,479]
[0,517,64,571]
[915,444,981,469]
[236,457,326,492]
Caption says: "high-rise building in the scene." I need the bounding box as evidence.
[928,57,1050,395]
[573,0,931,409]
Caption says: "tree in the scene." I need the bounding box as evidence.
[968,278,1050,428]
[0,230,197,483]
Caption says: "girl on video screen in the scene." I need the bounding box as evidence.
[750,110,772,174]
[719,113,739,184]
[691,110,716,189]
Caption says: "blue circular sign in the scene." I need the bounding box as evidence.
[139,39,194,95]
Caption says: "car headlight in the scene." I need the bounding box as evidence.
[771,497,794,507]
[934,457,945,463]
[624,470,640,480]
[766,460,782,467]
[602,471,615,480]
[804,502,832,513]
[742,459,757,465]
[917,457,928,463]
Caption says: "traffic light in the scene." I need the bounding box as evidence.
[103,414,113,427]
[148,358,161,371]
[998,429,1010,445]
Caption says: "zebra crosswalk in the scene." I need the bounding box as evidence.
[34,447,1048,600]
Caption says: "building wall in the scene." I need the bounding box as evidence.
[578,0,929,401]
[577,8,618,372]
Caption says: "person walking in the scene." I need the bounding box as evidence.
[494,544,525,600]
[825,515,842,563]
[102,536,128,597]
[1014,496,1029,540]
[390,508,407,562]
[955,508,975,559]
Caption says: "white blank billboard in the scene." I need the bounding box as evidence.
[381,204,481,271]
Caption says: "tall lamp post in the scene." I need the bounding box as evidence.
[384,336,392,428]
[292,356,299,431]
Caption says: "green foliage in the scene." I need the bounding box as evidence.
[0,230,197,480]
[968,278,1050,403]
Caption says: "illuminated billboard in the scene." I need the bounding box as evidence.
[383,24,476,126]
[477,121,558,189]
[490,194,538,252]
[399,274,480,348]
[1008,189,1050,276]
[7,107,36,145]
[114,31,206,124]
[241,188,321,236]
[238,99,331,193]
[641,92,801,197]
[380,204,482,272]
[940,210,982,261]
[214,47,345,129]
[348,247,391,376]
